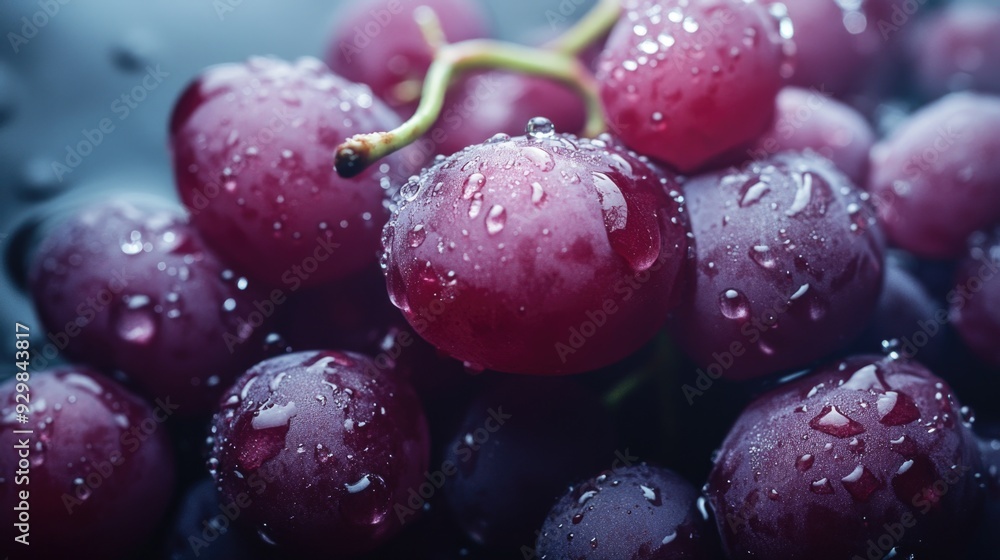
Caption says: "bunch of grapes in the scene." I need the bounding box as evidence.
[3,0,1000,558]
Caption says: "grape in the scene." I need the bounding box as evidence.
[28,199,274,416]
[535,464,721,560]
[163,478,268,560]
[381,126,688,374]
[170,56,411,288]
[596,0,792,172]
[950,228,1000,368]
[763,0,880,97]
[209,350,430,557]
[0,367,176,559]
[706,355,985,559]
[868,92,1000,259]
[424,71,586,158]
[324,0,490,115]
[910,3,1000,99]
[748,87,877,187]
[441,377,617,550]
[980,431,1000,499]
[670,151,884,381]
[854,255,945,366]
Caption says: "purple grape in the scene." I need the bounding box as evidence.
[382,126,688,374]
[748,87,877,187]
[706,355,985,559]
[28,199,274,416]
[324,0,490,116]
[442,377,617,551]
[170,56,412,288]
[535,464,721,560]
[909,3,1000,99]
[596,0,792,172]
[868,92,1000,258]
[951,228,1000,368]
[0,367,176,559]
[163,479,268,560]
[671,151,884,380]
[209,350,430,557]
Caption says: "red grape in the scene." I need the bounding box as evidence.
[671,151,884,380]
[596,0,792,172]
[706,355,985,559]
[170,56,412,288]
[382,125,688,374]
[29,199,273,416]
[535,464,721,559]
[209,350,430,557]
[0,367,176,559]
[951,228,1000,369]
[764,0,881,97]
[324,0,490,115]
[868,92,1000,259]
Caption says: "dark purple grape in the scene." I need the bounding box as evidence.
[324,0,490,115]
[671,151,884,380]
[706,355,985,559]
[170,56,412,288]
[535,464,720,560]
[854,255,946,366]
[909,3,1000,99]
[209,350,430,557]
[868,92,1000,258]
[596,0,792,172]
[951,228,1000,368]
[382,127,688,374]
[29,199,273,416]
[748,87,877,187]
[163,478,269,560]
[0,367,176,559]
[442,377,617,551]
[422,71,587,159]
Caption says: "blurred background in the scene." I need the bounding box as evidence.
[0,0,597,367]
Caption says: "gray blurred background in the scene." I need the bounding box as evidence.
[0,0,595,369]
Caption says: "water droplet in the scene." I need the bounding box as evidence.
[739,180,771,207]
[340,474,392,526]
[531,182,546,205]
[796,454,815,471]
[640,484,661,505]
[485,205,507,235]
[786,172,814,216]
[662,531,677,544]
[810,478,835,495]
[460,173,485,200]
[114,297,157,345]
[841,465,882,502]
[877,391,921,426]
[408,225,426,248]
[809,405,865,438]
[719,289,750,320]
[526,117,555,139]
[523,146,555,171]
